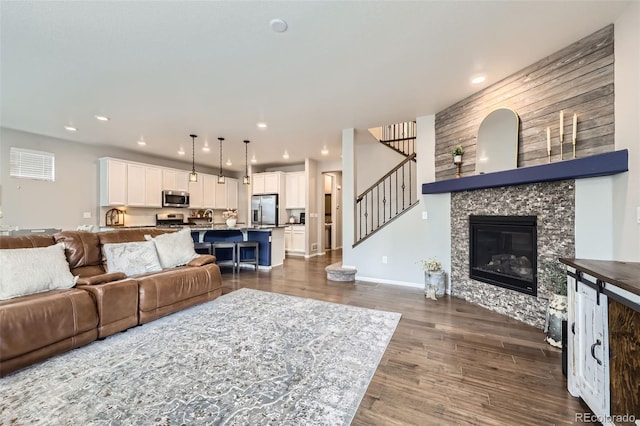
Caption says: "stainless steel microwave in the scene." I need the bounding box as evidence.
[162,190,190,208]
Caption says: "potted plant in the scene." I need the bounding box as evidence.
[222,209,238,228]
[452,145,464,164]
[421,257,446,299]
[543,260,568,348]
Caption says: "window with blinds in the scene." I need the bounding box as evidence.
[9,147,55,181]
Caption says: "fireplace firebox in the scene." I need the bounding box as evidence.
[469,215,537,296]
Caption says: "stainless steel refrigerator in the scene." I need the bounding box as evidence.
[251,194,279,226]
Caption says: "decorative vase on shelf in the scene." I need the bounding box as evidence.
[226,218,237,228]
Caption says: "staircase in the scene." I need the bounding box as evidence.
[354,121,419,246]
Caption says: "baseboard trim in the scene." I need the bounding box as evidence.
[355,275,423,289]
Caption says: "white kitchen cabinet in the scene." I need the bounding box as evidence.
[285,171,306,209]
[252,172,285,195]
[284,226,292,251]
[162,169,189,192]
[100,158,127,206]
[127,164,162,207]
[189,173,217,209]
[285,225,305,255]
[202,174,217,208]
[188,178,204,209]
[215,179,227,209]
[145,167,163,207]
[226,178,238,210]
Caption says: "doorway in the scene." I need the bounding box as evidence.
[322,172,342,251]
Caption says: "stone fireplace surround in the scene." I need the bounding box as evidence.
[450,180,575,329]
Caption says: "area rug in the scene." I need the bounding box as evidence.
[0,288,401,425]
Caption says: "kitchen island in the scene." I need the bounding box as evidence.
[190,226,285,269]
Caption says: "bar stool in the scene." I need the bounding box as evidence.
[211,242,236,271]
[235,241,259,272]
[193,242,212,255]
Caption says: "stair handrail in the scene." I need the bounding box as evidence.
[356,153,416,202]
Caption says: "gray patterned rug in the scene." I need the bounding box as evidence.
[0,288,401,425]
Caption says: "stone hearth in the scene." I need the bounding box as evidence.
[450,180,575,328]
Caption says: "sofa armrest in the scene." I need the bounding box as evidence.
[187,254,217,267]
[77,278,139,337]
[77,272,127,286]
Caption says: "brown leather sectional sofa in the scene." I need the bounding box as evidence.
[0,228,223,377]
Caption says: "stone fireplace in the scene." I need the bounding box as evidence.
[450,180,575,328]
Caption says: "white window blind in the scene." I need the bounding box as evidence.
[9,147,55,181]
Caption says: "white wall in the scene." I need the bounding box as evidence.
[342,129,356,266]
[343,115,452,289]
[355,129,406,195]
[612,1,640,261]
[576,3,640,262]
[0,127,228,230]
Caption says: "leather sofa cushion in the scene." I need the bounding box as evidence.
[0,289,98,361]
[54,231,103,276]
[137,264,221,312]
[0,235,54,249]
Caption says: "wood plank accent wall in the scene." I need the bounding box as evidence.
[434,25,614,181]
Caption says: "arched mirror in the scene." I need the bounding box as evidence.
[475,108,519,174]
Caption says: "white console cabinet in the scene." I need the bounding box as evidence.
[562,258,640,426]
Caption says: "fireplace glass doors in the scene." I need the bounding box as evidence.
[469,215,537,296]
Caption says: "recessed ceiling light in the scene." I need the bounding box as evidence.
[137,139,146,146]
[282,150,290,160]
[471,75,486,84]
[321,145,329,155]
[251,155,257,164]
[178,148,185,156]
[257,122,268,129]
[202,141,210,152]
[270,18,288,33]
[226,158,232,166]
[64,125,77,132]
[94,115,110,121]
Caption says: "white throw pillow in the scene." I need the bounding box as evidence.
[103,240,163,277]
[145,228,198,269]
[0,243,78,300]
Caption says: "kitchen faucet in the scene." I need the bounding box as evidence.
[203,209,215,227]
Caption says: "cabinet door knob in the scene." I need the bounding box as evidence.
[590,339,603,366]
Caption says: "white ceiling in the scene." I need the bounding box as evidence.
[0,1,630,172]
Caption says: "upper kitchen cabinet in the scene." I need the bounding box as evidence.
[226,178,238,210]
[190,173,218,209]
[252,172,285,195]
[127,164,162,208]
[213,177,238,209]
[285,171,306,209]
[162,169,189,192]
[100,158,127,206]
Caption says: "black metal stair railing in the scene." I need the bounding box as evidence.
[354,153,418,246]
[379,121,417,159]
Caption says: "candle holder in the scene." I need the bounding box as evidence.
[573,139,577,159]
[454,160,462,178]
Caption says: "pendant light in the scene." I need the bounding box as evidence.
[217,137,225,184]
[188,134,198,182]
[243,140,250,185]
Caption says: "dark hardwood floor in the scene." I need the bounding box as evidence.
[223,251,592,425]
